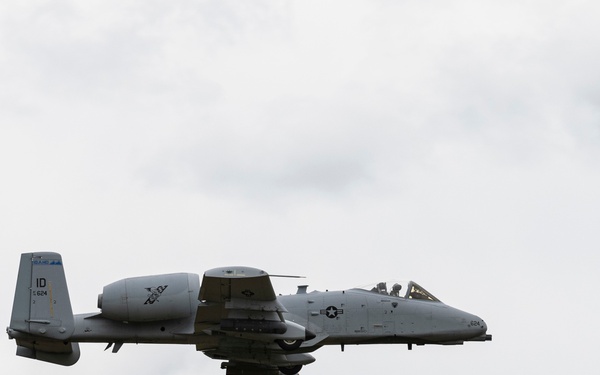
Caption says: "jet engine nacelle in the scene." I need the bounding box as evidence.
[98,273,200,322]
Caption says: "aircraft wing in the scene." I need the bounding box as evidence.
[195,266,287,329]
[194,267,316,372]
[199,266,282,305]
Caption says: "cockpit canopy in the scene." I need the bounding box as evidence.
[358,280,441,302]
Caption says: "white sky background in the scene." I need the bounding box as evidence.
[1,0,599,373]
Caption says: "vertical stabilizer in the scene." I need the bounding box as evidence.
[8,252,80,366]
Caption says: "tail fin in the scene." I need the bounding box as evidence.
[8,252,80,366]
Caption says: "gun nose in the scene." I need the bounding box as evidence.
[471,316,487,333]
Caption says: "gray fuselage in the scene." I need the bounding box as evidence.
[68,287,487,350]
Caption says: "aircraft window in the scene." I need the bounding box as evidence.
[362,281,408,297]
[370,282,389,295]
[407,282,440,302]
[389,283,403,297]
[359,281,441,302]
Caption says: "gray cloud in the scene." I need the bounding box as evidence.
[2,1,600,375]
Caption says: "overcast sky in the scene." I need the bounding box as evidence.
[1,1,599,374]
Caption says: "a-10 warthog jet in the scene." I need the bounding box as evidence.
[7,252,491,374]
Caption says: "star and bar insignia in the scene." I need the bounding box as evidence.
[320,305,344,319]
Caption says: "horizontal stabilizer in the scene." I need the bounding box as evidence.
[16,342,80,366]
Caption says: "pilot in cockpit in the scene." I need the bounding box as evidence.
[371,282,388,294]
[390,283,402,297]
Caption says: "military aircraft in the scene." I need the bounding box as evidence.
[7,252,491,374]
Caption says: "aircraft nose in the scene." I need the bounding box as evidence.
[430,304,491,342]
[464,314,492,342]
[453,309,488,339]
[469,315,487,333]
